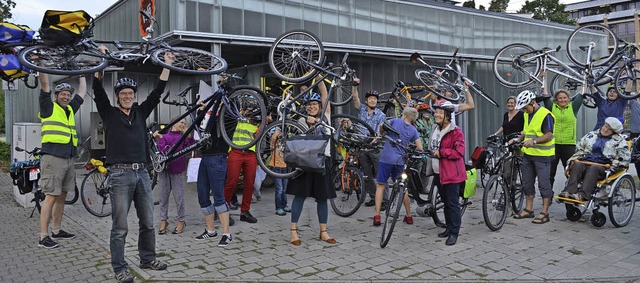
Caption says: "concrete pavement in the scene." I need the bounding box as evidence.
[1,168,640,282]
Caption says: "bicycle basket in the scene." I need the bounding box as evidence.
[0,22,35,44]
[9,160,39,195]
[470,146,488,169]
[0,53,30,80]
[39,10,94,46]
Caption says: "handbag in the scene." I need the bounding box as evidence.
[284,134,329,173]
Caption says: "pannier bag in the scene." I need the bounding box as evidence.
[470,146,488,169]
[39,10,93,45]
[284,134,330,173]
[0,23,35,44]
[461,165,477,198]
[9,160,40,195]
[0,53,30,79]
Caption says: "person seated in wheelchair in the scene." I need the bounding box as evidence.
[560,117,631,202]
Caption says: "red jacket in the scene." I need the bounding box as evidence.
[438,126,467,185]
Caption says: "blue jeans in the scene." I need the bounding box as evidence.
[197,154,229,214]
[109,168,154,273]
[436,177,462,236]
[273,167,288,210]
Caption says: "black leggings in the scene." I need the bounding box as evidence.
[550,144,576,188]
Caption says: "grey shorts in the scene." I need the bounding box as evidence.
[40,155,75,196]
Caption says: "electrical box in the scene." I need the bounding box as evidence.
[12,122,42,208]
[91,112,105,149]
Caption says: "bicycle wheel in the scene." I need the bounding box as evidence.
[152,47,228,75]
[549,69,583,100]
[608,175,636,227]
[329,66,355,106]
[19,45,108,76]
[567,24,618,67]
[380,183,403,248]
[255,119,306,179]
[81,169,112,217]
[219,86,268,150]
[330,166,365,217]
[75,144,91,167]
[492,43,540,88]
[482,175,508,231]
[468,82,499,107]
[331,114,376,146]
[64,184,79,205]
[377,91,404,118]
[269,29,325,83]
[614,59,640,100]
[415,69,461,103]
[508,159,525,213]
[430,184,445,227]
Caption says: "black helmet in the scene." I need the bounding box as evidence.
[365,90,379,99]
[114,77,137,94]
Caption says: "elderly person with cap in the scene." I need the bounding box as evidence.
[560,117,631,201]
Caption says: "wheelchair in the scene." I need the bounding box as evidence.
[555,160,636,227]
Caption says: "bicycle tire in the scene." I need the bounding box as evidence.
[431,183,468,227]
[492,43,540,88]
[508,159,525,213]
[64,184,79,205]
[268,29,325,83]
[328,66,355,106]
[415,69,461,103]
[614,59,640,100]
[81,169,112,217]
[331,114,376,146]
[567,24,618,68]
[218,86,268,150]
[377,92,402,118]
[549,69,583,100]
[468,83,499,107]
[19,45,108,76]
[380,183,403,248]
[330,166,365,217]
[152,47,228,75]
[482,175,508,231]
[608,175,636,227]
[255,119,306,179]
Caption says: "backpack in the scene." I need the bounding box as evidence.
[39,10,94,46]
[0,22,35,44]
[470,146,488,169]
[0,53,30,80]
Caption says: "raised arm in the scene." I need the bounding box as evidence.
[318,74,329,116]
[39,72,50,93]
[352,77,361,109]
[456,81,475,112]
[76,75,87,100]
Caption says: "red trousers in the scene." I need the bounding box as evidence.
[224,149,257,213]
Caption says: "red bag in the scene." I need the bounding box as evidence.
[471,146,488,169]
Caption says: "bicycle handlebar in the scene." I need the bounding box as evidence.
[15,146,41,157]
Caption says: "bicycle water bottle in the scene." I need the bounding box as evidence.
[200,110,212,131]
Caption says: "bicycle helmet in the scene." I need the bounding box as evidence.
[432,100,456,113]
[114,77,138,94]
[54,83,74,94]
[364,90,380,99]
[515,90,536,110]
[303,92,321,105]
[416,103,432,113]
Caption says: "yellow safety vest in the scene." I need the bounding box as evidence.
[231,122,258,152]
[522,107,555,156]
[39,103,78,146]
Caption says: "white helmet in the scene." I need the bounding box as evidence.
[515,90,536,110]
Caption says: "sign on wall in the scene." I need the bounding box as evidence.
[139,0,155,37]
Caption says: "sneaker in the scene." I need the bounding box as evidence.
[373,215,381,226]
[195,230,218,240]
[51,230,75,240]
[283,207,292,213]
[275,209,286,216]
[364,199,375,207]
[115,270,134,283]
[218,234,233,247]
[240,212,258,223]
[403,215,414,225]
[38,236,59,249]
[139,259,167,270]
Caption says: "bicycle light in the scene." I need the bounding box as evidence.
[401,173,408,180]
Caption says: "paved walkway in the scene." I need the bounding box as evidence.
[1,168,640,282]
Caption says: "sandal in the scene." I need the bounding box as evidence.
[513,208,534,219]
[172,221,186,234]
[158,220,168,235]
[532,212,550,224]
[319,230,336,244]
[290,228,301,246]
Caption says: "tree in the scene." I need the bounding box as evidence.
[517,0,576,25]
[488,0,509,12]
[0,0,15,22]
[479,5,486,11]
[462,0,476,9]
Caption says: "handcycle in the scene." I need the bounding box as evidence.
[379,123,471,248]
[411,49,499,107]
[18,10,227,76]
[9,147,79,218]
[257,30,369,179]
[150,74,267,173]
[555,160,636,227]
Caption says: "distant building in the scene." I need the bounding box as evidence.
[565,0,639,43]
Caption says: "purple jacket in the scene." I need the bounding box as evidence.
[438,126,467,185]
[157,130,195,174]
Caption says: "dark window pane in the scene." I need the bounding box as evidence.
[186,0,197,31]
[198,3,212,32]
[222,7,242,35]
